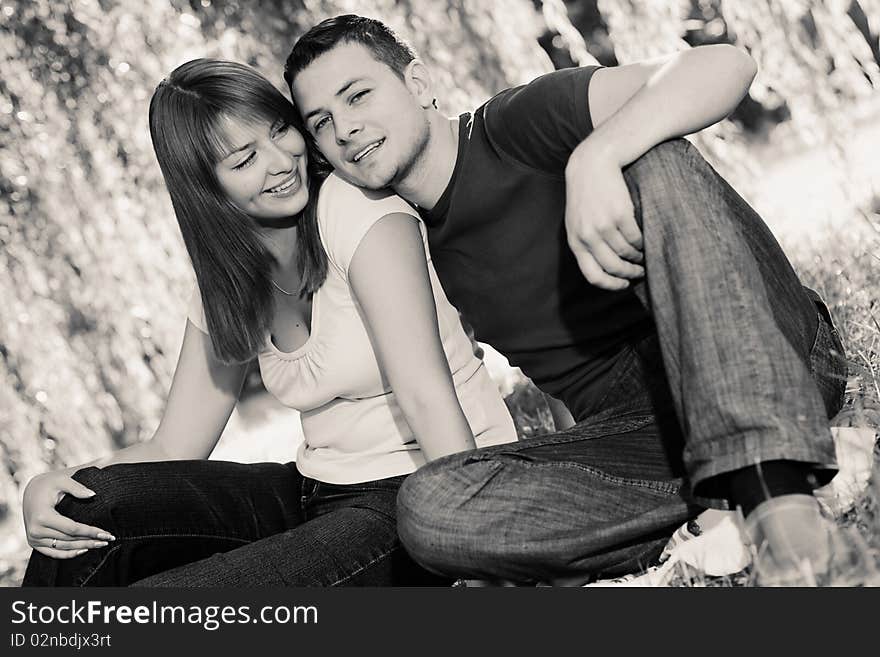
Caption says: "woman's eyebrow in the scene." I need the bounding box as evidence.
[220,140,254,160]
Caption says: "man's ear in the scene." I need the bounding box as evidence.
[403,59,435,109]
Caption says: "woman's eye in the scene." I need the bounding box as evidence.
[350,90,369,104]
[232,152,255,170]
[273,122,290,138]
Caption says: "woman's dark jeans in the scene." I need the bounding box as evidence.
[22,460,447,587]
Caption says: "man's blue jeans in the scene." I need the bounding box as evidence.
[21,460,447,586]
[396,139,847,583]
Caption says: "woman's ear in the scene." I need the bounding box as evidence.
[403,59,436,109]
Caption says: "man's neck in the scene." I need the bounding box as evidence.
[394,114,460,211]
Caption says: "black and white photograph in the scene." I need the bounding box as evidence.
[2,0,880,601]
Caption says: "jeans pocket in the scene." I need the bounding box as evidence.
[585,345,643,418]
[300,477,320,508]
[808,303,847,418]
[308,476,407,518]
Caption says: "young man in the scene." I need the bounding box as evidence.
[285,15,847,585]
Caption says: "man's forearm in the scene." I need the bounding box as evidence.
[575,44,757,170]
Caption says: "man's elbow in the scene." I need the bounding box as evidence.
[736,47,758,85]
[719,44,758,88]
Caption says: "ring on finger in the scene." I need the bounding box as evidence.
[52,538,57,549]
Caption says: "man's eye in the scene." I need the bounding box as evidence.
[313,116,330,132]
[232,152,255,170]
[350,90,369,104]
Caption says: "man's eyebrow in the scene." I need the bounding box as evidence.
[302,78,363,122]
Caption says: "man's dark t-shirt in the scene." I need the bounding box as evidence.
[419,66,653,420]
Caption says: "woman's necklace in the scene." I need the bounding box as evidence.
[270,279,306,329]
[271,279,296,296]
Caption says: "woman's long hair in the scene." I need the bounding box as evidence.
[149,59,329,363]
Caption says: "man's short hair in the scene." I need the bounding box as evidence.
[285,14,417,88]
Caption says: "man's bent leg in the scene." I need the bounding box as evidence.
[622,138,841,497]
[397,413,699,584]
[622,139,847,583]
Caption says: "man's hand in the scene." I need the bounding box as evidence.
[561,43,757,291]
[564,140,644,290]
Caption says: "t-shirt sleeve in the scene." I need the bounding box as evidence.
[186,284,209,334]
[484,65,602,173]
[317,174,423,277]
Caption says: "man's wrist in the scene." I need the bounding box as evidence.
[566,132,621,180]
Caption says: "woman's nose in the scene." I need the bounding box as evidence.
[267,142,297,173]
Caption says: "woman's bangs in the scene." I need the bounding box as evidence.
[202,101,294,165]
[200,112,242,165]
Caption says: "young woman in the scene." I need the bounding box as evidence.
[21,59,516,587]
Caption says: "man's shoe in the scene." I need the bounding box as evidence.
[744,494,832,586]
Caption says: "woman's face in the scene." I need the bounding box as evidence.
[214,116,309,220]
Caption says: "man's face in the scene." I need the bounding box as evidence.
[291,42,431,190]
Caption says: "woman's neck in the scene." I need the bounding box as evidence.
[261,224,300,271]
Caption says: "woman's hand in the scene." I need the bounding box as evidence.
[23,471,114,559]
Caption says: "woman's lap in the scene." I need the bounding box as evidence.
[132,505,417,586]
[21,460,442,587]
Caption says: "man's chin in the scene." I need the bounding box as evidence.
[337,167,394,191]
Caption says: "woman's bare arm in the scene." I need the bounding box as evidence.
[23,320,248,557]
[349,213,477,462]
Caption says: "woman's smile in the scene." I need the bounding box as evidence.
[263,169,302,197]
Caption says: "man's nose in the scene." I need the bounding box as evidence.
[334,114,362,145]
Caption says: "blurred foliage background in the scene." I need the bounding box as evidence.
[1,0,879,584]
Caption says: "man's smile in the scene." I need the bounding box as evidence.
[350,138,385,163]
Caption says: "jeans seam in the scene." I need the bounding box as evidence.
[477,414,655,454]
[492,459,681,495]
[807,311,824,378]
[78,534,253,587]
[80,545,122,587]
[326,545,401,586]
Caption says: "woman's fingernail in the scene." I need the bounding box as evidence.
[98,532,115,541]
[94,541,108,548]
[86,490,97,497]
[76,549,88,555]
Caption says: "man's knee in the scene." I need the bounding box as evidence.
[627,138,698,175]
[624,139,709,197]
[396,468,447,565]
[397,458,489,568]
[623,139,732,232]
[398,455,518,575]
